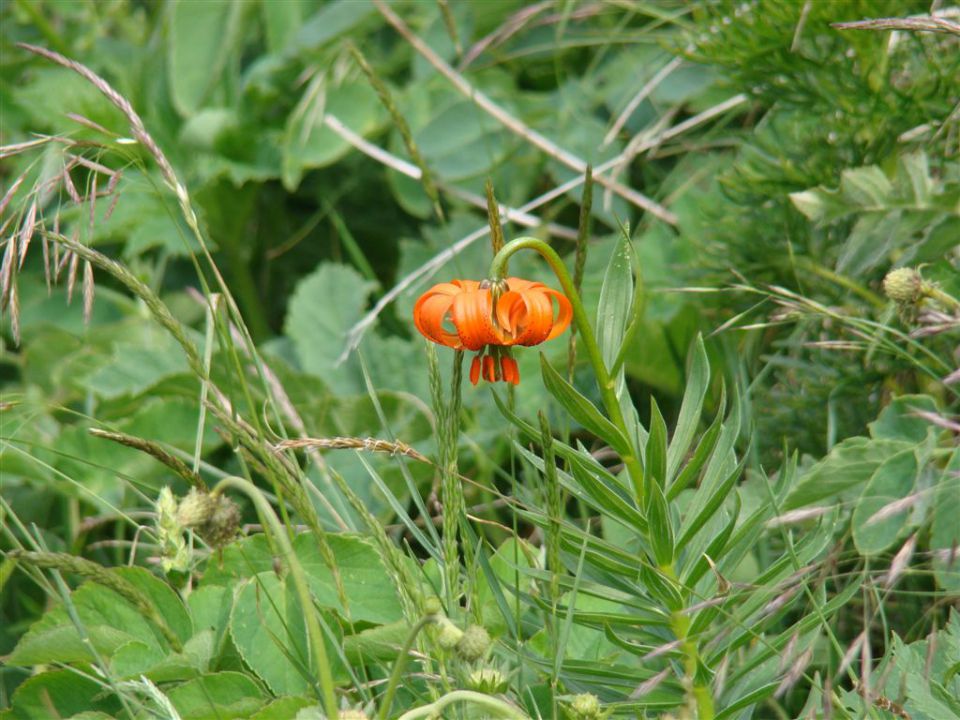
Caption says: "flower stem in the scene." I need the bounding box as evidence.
[211,477,338,720]
[489,237,645,499]
[396,690,530,720]
[377,613,438,720]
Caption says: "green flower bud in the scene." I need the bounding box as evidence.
[197,492,241,548]
[882,268,924,304]
[456,624,491,662]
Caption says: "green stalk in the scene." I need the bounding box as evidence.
[396,690,530,720]
[211,477,338,720]
[377,613,439,720]
[489,237,645,499]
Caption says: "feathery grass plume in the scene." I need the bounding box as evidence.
[426,342,466,608]
[347,43,444,222]
[538,411,562,604]
[7,550,183,651]
[89,428,206,489]
[485,180,505,257]
[567,166,593,381]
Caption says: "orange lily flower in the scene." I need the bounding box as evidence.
[413,277,572,385]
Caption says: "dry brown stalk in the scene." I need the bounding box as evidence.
[275,436,431,465]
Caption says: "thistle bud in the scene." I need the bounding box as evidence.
[176,488,215,527]
[467,667,508,694]
[456,624,491,661]
[198,492,241,548]
[882,268,924,304]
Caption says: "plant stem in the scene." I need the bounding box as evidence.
[378,614,438,720]
[489,237,646,499]
[211,477,338,720]
[396,690,530,720]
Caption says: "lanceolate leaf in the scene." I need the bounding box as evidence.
[666,335,710,483]
[540,353,633,457]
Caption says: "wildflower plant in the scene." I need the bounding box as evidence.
[1,3,957,720]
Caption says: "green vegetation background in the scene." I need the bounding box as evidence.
[0,1,958,719]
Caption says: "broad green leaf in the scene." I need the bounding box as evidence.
[261,0,306,53]
[230,572,312,695]
[666,335,709,484]
[868,394,939,443]
[250,697,318,720]
[201,533,403,624]
[284,263,377,394]
[167,671,267,720]
[4,670,122,720]
[852,448,920,555]
[8,570,184,667]
[344,620,411,662]
[840,165,893,207]
[415,100,510,181]
[931,449,960,593]
[282,83,382,191]
[295,0,376,50]
[539,353,633,457]
[168,0,242,116]
[783,436,913,510]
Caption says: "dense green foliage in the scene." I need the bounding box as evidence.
[1,1,958,719]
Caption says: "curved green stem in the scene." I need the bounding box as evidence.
[396,690,530,720]
[490,237,645,499]
[212,477,338,720]
[378,614,438,720]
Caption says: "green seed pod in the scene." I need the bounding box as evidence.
[423,596,443,616]
[456,624,491,662]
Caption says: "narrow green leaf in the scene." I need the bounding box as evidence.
[647,480,674,567]
[676,458,745,553]
[682,493,740,588]
[539,353,633,457]
[714,682,781,720]
[645,397,668,506]
[666,335,709,483]
[668,389,725,500]
[596,236,634,372]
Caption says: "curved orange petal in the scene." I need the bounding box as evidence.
[414,292,461,348]
[542,287,573,341]
[452,289,503,350]
[512,289,554,346]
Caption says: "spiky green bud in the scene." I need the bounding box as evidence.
[467,667,508,694]
[568,693,604,719]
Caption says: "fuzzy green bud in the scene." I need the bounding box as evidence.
[467,667,508,694]
[882,268,924,304]
[176,488,215,527]
[456,624,491,662]
[435,618,464,650]
[337,711,370,720]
